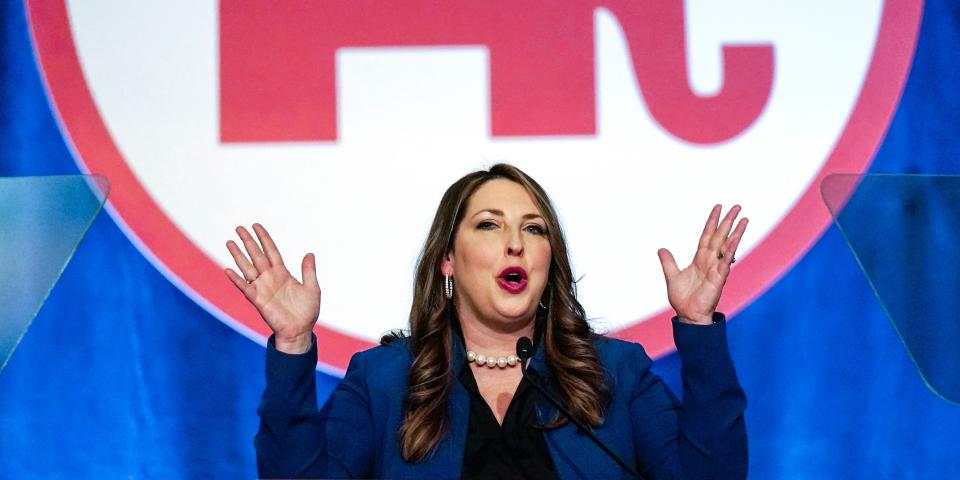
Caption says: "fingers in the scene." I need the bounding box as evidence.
[722,218,749,262]
[224,267,256,300]
[236,225,272,274]
[657,248,680,283]
[226,239,258,281]
[698,204,722,249]
[253,223,285,268]
[708,205,742,252]
[301,253,320,290]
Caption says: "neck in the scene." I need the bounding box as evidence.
[457,309,535,356]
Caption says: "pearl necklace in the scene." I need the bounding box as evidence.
[467,350,520,369]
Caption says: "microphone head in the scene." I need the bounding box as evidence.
[516,337,534,361]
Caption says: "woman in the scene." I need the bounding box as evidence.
[225,164,749,479]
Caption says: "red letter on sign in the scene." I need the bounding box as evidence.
[219,1,596,142]
[606,0,775,144]
[220,1,773,145]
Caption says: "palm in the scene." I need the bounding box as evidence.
[224,224,321,349]
[658,205,748,325]
[248,264,320,340]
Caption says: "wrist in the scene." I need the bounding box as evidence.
[676,312,715,325]
[274,332,313,354]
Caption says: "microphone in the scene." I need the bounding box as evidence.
[516,337,643,480]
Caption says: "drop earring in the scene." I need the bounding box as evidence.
[444,275,454,300]
[539,286,551,309]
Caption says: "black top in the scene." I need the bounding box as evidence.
[455,321,559,480]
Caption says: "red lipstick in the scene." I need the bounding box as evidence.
[497,266,528,293]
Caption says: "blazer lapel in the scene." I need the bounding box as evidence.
[386,334,471,479]
[531,348,633,480]
[422,332,472,478]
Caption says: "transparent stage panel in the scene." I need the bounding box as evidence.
[0,175,109,372]
[823,174,960,404]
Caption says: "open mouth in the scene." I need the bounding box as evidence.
[497,266,528,293]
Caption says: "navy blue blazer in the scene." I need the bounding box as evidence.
[256,315,747,479]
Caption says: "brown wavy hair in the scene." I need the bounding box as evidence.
[386,163,610,462]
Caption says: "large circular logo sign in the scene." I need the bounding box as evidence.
[27,1,921,373]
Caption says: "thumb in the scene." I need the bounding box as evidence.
[302,253,320,290]
[657,248,680,284]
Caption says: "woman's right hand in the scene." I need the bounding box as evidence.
[224,223,320,354]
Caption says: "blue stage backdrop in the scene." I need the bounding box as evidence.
[2,1,959,478]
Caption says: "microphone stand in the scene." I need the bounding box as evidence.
[517,338,643,480]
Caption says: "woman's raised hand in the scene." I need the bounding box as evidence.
[224,223,320,354]
[657,205,748,325]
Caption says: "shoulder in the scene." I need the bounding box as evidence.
[340,338,413,391]
[590,335,656,390]
[591,335,654,367]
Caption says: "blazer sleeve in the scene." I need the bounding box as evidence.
[628,314,748,480]
[255,335,376,479]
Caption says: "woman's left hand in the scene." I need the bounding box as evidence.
[657,205,748,325]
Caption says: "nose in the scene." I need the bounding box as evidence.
[506,228,524,257]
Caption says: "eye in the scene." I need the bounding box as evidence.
[477,220,498,230]
[525,224,547,235]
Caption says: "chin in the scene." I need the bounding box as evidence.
[493,302,536,322]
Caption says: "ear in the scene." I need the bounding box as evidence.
[440,252,454,277]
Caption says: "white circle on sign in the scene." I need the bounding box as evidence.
[29,0,921,371]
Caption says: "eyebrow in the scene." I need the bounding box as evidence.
[471,209,544,221]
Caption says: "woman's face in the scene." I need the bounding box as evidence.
[442,179,552,331]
